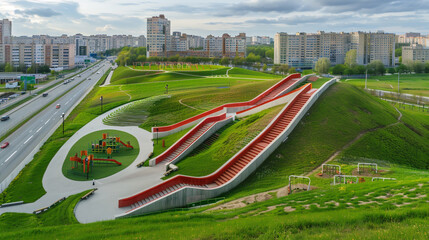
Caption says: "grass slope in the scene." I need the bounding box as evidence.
[1,179,429,239]
[110,66,162,83]
[225,83,403,198]
[165,105,283,179]
[228,67,283,79]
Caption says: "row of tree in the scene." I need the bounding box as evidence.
[246,45,274,63]
[0,63,51,73]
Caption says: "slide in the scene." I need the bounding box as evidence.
[93,158,122,166]
[119,140,134,149]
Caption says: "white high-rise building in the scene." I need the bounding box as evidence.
[0,19,12,44]
[147,14,171,57]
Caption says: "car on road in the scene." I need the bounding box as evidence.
[1,142,9,149]
[21,91,26,95]
[42,93,48,97]
[1,115,10,121]
[56,104,61,109]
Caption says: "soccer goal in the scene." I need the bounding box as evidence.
[358,163,378,174]
[322,164,341,175]
[288,175,311,194]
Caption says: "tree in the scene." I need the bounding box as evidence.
[387,68,396,74]
[397,64,408,73]
[5,63,13,72]
[220,57,230,66]
[288,67,296,74]
[414,61,425,73]
[246,52,260,63]
[332,64,346,75]
[262,64,268,72]
[314,58,330,74]
[395,48,402,57]
[425,63,429,73]
[367,60,385,75]
[345,49,357,68]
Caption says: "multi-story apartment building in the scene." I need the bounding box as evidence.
[402,44,429,63]
[170,32,188,52]
[185,34,204,49]
[397,33,429,48]
[147,14,171,57]
[248,36,271,45]
[0,19,12,44]
[274,31,395,68]
[203,33,246,58]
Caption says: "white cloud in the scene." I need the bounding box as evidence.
[95,24,114,32]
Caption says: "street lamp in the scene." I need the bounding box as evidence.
[61,113,65,135]
[100,96,103,113]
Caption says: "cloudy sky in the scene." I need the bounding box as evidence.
[1,0,429,37]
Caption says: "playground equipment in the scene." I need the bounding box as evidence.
[89,133,133,155]
[288,175,311,194]
[333,175,359,185]
[321,164,341,175]
[358,163,378,174]
[372,177,396,182]
[70,151,122,174]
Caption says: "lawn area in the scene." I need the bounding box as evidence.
[111,71,203,85]
[110,66,162,83]
[224,83,402,199]
[345,73,429,97]
[165,105,284,179]
[62,130,139,181]
[228,67,284,79]
[1,177,429,239]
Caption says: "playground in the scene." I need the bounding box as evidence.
[62,130,139,181]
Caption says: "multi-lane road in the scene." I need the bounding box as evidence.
[0,60,111,188]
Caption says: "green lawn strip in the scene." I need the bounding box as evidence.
[134,64,223,71]
[228,67,284,79]
[222,83,402,199]
[0,190,91,233]
[62,130,139,181]
[111,72,203,85]
[309,77,332,88]
[164,105,283,179]
[110,66,163,83]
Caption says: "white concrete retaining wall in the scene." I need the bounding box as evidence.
[116,79,336,218]
[152,109,225,139]
[274,74,315,98]
[236,90,300,119]
[165,116,233,170]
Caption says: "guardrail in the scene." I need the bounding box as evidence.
[0,201,24,208]
[81,188,97,200]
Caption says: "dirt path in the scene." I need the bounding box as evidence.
[306,106,402,177]
[179,99,200,110]
[119,85,132,101]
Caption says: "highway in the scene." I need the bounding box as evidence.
[0,62,103,138]
[0,60,111,188]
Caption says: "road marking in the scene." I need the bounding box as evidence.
[65,100,70,105]
[36,126,43,133]
[5,151,17,163]
[24,135,33,144]
[45,119,50,125]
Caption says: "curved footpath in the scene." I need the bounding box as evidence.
[0,102,165,223]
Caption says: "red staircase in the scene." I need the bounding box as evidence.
[119,84,314,210]
[152,74,302,134]
[154,114,228,165]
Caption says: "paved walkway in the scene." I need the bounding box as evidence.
[0,102,166,223]
[100,70,113,87]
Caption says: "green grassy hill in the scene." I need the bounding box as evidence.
[1,74,429,239]
[110,66,162,83]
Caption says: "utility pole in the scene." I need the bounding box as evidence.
[397,71,400,101]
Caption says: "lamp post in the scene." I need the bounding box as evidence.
[365,69,368,90]
[100,96,103,113]
[61,113,65,135]
[397,70,400,101]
